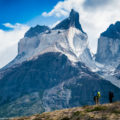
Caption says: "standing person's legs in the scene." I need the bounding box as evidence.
[97,96,99,104]
[94,96,96,104]
[109,97,112,103]
[111,98,113,103]
[110,98,112,103]
[95,96,97,104]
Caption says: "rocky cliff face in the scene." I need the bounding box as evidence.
[53,9,85,33]
[93,21,120,89]
[0,52,120,117]
[24,25,50,38]
[96,21,120,64]
[114,64,120,79]
[4,9,92,69]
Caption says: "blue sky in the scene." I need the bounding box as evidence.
[0,0,63,30]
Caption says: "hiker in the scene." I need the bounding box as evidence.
[94,91,98,104]
[94,91,101,105]
[97,91,101,104]
[109,91,114,103]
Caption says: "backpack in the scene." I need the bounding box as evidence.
[94,91,98,96]
[97,91,101,98]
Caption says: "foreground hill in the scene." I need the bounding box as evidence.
[13,102,120,120]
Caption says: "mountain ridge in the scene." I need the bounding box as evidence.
[24,25,50,38]
[96,21,120,63]
[2,9,92,70]
[53,9,85,33]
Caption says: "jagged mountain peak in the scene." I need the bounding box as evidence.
[25,25,50,38]
[96,21,120,63]
[69,9,79,20]
[3,9,91,70]
[115,21,120,26]
[70,9,76,15]
[69,9,80,26]
[101,21,120,39]
[53,9,85,33]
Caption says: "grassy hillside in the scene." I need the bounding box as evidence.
[12,102,120,120]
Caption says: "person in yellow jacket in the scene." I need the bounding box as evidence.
[97,91,101,104]
[94,91,101,104]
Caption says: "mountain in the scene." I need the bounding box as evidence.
[53,9,85,33]
[0,9,120,118]
[114,63,120,80]
[0,52,120,117]
[24,25,50,38]
[96,21,120,64]
[94,21,120,88]
[12,102,120,120]
[3,9,93,69]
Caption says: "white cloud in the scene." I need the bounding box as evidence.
[42,0,120,53]
[3,23,15,28]
[42,12,48,17]
[42,0,84,17]
[50,20,61,28]
[0,23,29,68]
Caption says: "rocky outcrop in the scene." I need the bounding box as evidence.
[4,9,91,69]
[53,9,85,33]
[24,25,50,38]
[96,21,120,63]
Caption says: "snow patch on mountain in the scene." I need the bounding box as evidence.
[1,9,95,70]
[68,27,88,57]
[6,26,93,69]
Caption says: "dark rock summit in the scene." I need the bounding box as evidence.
[25,25,50,38]
[53,9,85,33]
[101,21,120,39]
[96,21,120,63]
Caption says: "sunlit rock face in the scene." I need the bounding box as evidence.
[96,21,120,64]
[5,9,91,69]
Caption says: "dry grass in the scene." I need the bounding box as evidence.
[12,102,120,120]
